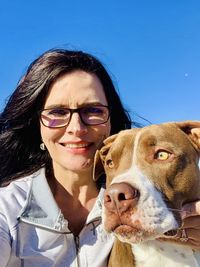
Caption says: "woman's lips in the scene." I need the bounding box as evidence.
[60,142,93,153]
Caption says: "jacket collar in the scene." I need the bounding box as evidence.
[18,168,104,233]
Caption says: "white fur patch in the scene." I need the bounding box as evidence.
[132,241,200,267]
[111,165,178,241]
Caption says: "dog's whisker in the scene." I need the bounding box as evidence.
[160,207,182,212]
[166,208,182,212]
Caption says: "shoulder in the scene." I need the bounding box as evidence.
[0,170,42,226]
[0,174,32,204]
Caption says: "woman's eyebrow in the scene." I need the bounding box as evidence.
[44,102,105,109]
[80,101,105,107]
[43,104,68,109]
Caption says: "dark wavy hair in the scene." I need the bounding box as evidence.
[0,48,132,185]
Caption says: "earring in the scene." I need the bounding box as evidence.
[40,143,46,151]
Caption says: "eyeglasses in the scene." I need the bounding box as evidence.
[40,105,110,128]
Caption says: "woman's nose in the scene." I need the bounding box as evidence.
[66,112,88,136]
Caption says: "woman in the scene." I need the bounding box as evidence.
[0,49,131,267]
[0,48,199,267]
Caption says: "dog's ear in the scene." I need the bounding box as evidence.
[176,120,200,152]
[93,150,104,182]
[100,133,118,156]
[93,134,118,181]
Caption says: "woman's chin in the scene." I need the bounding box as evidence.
[63,158,93,172]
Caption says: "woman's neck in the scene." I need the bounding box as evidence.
[46,164,99,235]
[47,163,99,206]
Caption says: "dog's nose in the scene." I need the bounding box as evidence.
[104,182,139,214]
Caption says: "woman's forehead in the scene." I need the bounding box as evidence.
[44,70,108,108]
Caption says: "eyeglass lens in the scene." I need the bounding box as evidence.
[40,106,109,128]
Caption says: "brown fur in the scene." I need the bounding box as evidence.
[108,238,135,267]
[94,121,200,267]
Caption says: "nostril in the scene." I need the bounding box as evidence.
[118,193,126,201]
[122,188,139,201]
[105,183,139,201]
[104,182,140,214]
[104,193,112,203]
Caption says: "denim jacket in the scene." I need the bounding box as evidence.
[0,168,114,267]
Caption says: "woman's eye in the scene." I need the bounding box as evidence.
[48,109,68,116]
[83,107,103,115]
[155,150,170,161]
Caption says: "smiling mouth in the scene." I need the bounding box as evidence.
[60,143,93,148]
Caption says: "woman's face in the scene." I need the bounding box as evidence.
[40,70,111,173]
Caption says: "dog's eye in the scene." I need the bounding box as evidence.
[155,150,170,161]
[106,159,114,168]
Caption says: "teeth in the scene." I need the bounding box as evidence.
[65,143,89,148]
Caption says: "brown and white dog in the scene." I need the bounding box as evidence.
[94,121,200,267]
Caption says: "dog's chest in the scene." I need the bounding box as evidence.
[132,240,200,267]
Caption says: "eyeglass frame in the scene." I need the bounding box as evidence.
[39,105,111,128]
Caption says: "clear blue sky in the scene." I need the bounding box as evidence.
[0,0,199,125]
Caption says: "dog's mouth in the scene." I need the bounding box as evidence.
[112,224,156,243]
[163,229,178,237]
[113,225,179,244]
[114,224,138,236]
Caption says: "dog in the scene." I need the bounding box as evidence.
[94,121,200,267]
